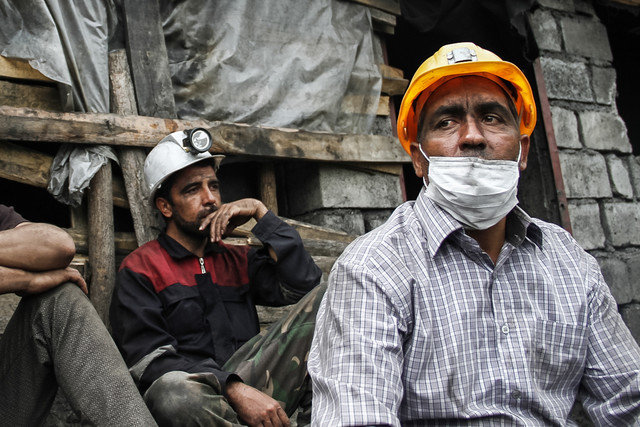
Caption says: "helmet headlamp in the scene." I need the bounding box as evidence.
[182,128,213,153]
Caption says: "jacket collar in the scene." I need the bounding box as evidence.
[414,188,543,259]
[157,232,227,260]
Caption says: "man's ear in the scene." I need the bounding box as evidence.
[518,134,530,172]
[409,142,428,179]
[155,197,173,220]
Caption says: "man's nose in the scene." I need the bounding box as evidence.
[201,187,217,205]
[459,118,486,150]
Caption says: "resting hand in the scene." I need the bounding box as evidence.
[199,199,268,243]
[20,267,87,296]
[225,381,290,427]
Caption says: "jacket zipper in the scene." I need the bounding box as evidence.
[199,257,206,274]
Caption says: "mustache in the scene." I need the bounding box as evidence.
[197,205,218,222]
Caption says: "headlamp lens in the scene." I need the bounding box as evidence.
[185,128,212,153]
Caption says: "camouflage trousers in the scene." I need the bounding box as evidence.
[144,283,327,426]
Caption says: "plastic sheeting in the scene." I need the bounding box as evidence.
[0,0,118,206]
[161,0,382,134]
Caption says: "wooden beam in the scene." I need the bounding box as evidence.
[0,80,61,111]
[88,161,116,324]
[0,56,53,82]
[122,0,176,118]
[109,49,163,246]
[344,0,401,15]
[370,8,396,35]
[377,96,390,116]
[0,106,408,163]
[259,163,278,214]
[0,141,129,208]
[380,64,408,96]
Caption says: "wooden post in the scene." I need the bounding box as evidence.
[88,160,115,324]
[109,49,163,245]
[259,163,278,215]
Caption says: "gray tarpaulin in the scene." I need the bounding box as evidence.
[161,0,382,134]
[0,0,117,206]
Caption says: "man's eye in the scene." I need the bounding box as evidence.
[483,114,501,123]
[436,119,453,129]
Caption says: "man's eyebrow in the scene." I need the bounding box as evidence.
[425,104,466,128]
[477,101,513,116]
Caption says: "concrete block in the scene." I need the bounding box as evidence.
[592,66,617,105]
[540,57,593,102]
[602,202,640,247]
[363,209,393,232]
[626,254,640,301]
[550,106,581,148]
[561,17,612,61]
[605,155,633,199]
[596,256,632,304]
[620,304,640,345]
[536,0,574,12]
[559,151,612,199]
[628,156,640,198]
[286,164,402,214]
[528,9,562,52]
[579,111,632,153]
[294,209,365,235]
[567,201,605,250]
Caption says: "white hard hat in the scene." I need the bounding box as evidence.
[144,129,224,202]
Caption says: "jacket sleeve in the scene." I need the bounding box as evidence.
[110,267,240,393]
[247,211,322,306]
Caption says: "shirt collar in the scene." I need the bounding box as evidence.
[414,188,543,258]
[158,232,227,260]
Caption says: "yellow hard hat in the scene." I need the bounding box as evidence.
[397,42,537,154]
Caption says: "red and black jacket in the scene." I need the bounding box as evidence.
[109,211,321,393]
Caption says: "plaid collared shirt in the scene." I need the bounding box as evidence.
[309,189,640,426]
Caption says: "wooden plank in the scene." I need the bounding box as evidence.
[259,163,278,215]
[122,0,176,118]
[342,162,403,175]
[109,49,163,245]
[0,141,52,188]
[67,228,138,255]
[370,8,396,35]
[0,80,61,111]
[0,56,53,82]
[0,106,408,163]
[344,0,400,15]
[0,141,129,208]
[88,161,115,324]
[377,96,390,116]
[379,64,408,96]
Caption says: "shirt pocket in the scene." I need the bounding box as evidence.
[529,319,587,391]
[160,284,206,338]
[217,285,259,347]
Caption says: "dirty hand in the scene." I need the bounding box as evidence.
[21,266,87,296]
[199,198,269,243]
[225,381,290,427]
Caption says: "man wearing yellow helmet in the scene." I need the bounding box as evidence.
[309,43,640,425]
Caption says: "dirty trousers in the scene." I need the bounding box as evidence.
[144,283,327,426]
[0,283,156,426]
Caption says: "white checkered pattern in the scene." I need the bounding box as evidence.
[309,189,640,426]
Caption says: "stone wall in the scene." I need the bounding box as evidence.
[529,0,640,341]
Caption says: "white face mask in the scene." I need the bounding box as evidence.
[418,144,521,230]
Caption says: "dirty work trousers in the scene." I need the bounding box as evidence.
[144,283,327,427]
[0,283,156,426]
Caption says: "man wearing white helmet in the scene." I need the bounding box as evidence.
[110,129,323,426]
[309,42,640,425]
